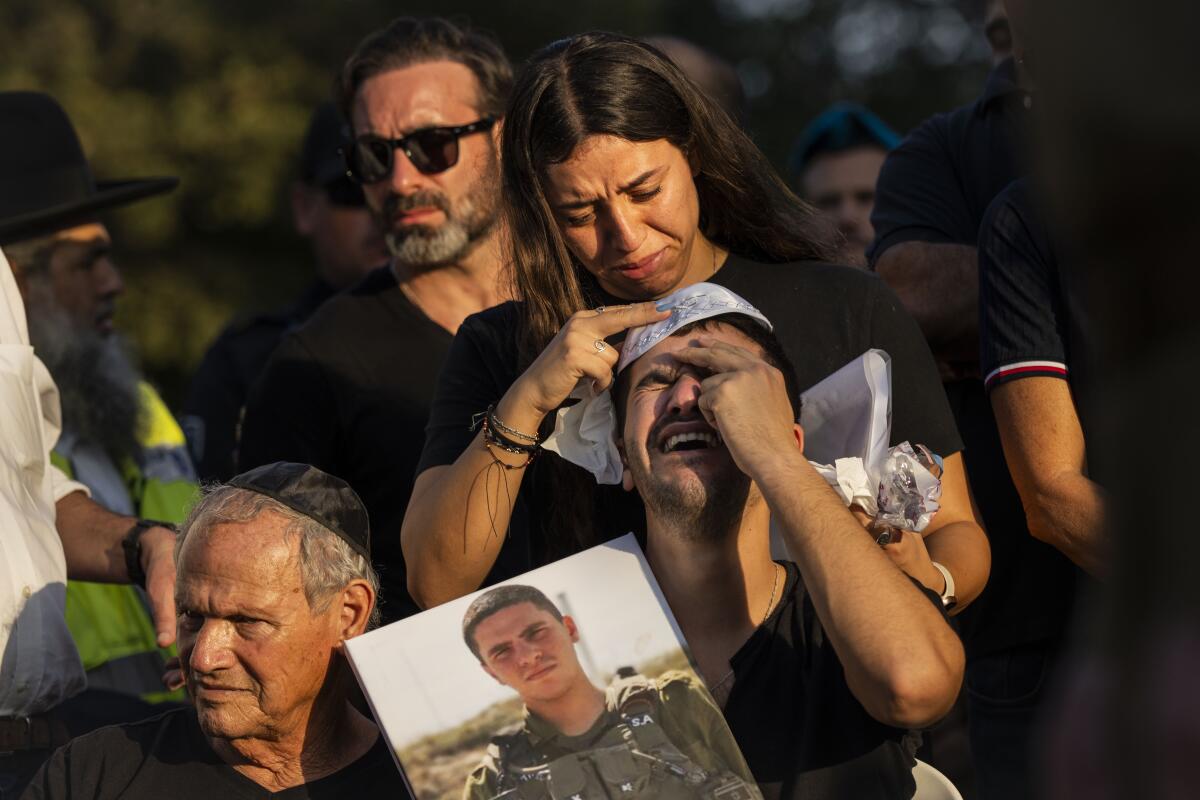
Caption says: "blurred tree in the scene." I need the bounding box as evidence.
[0,0,989,407]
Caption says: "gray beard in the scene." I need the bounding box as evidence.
[383,161,499,269]
[27,305,143,463]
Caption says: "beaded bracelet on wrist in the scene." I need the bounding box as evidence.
[476,406,541,454]
[486,404,540,443]
[482,438,538,469]
[481,418,538,468]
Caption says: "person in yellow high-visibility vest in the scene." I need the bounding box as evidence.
[5,140,198,732]
[50,383,195,711]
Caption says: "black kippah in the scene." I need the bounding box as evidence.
[229,462,370,560]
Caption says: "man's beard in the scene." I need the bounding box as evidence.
[627,423,752,541]
[26,301,143,463]
[378,161,499,269]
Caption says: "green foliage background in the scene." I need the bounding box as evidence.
[0,0,990,407]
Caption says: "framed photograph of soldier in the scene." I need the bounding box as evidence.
[346,533,762,800]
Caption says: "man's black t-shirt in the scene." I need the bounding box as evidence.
[183,280,336,482]
[419,257,962,588]
[724,562,938,800]
[22,708,411,799]
[239,266,453,621]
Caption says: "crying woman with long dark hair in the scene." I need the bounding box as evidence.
[402,32,985,617]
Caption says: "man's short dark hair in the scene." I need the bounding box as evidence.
[337,16,513,128]
[462,584,564,661]
[614,314,802,423]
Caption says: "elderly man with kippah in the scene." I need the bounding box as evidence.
[23,463,412,800]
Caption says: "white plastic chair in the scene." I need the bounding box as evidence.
[911,759,964,800]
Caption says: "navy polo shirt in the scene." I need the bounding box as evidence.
[973,178,1088,652]
[865,61,1078,661]
[867,58,1030,264]
[979,177,1097,460]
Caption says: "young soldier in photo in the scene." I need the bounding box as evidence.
[461,584,761,800]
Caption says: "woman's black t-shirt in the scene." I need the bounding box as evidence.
[417,257,962,583]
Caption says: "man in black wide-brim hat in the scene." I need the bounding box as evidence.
[0,90,195,797]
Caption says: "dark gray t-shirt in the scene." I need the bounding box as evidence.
[238,266,455,622]
[22,708,411,800]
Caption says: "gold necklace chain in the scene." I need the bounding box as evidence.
[709,563,782,695]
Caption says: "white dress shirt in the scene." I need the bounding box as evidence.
[0,247,89,717]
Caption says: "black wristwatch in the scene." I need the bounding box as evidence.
[122,519,177,588]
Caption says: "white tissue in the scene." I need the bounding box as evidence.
[540,383,624,485]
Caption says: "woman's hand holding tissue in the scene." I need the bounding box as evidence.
[850,507,945,595]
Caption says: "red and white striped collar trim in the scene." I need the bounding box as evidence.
[984,360,1068,388]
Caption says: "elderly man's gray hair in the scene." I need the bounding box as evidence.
[178,486,382,630]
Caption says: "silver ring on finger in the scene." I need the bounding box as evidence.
[593,338,609,353]
[594,305,606,314]
[875,526,902,546]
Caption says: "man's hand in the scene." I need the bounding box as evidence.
[672,335,800,482]
[57,491,181,638]
[140,526,178,648]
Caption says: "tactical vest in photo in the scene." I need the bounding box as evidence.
[487,675,762,800]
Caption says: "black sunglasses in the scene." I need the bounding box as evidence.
[342,117,496,183]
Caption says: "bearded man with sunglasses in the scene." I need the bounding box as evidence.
[239,17,512,622]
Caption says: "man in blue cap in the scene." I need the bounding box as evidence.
[789,103,900,267]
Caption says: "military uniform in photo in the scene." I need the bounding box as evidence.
[464,671,761,800]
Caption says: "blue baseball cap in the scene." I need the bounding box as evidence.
[788,102,901,179]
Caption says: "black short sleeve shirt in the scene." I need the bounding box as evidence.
[866,60,1082,660]
[978,178,1094,427]
[975,179,1092,621]
[183,281,336,483]
[868,59,1029,264]
[723,562,943,800]
[23,708,412,799]
[238,267,455,621]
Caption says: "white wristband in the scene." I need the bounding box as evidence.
[930,561,957,609]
